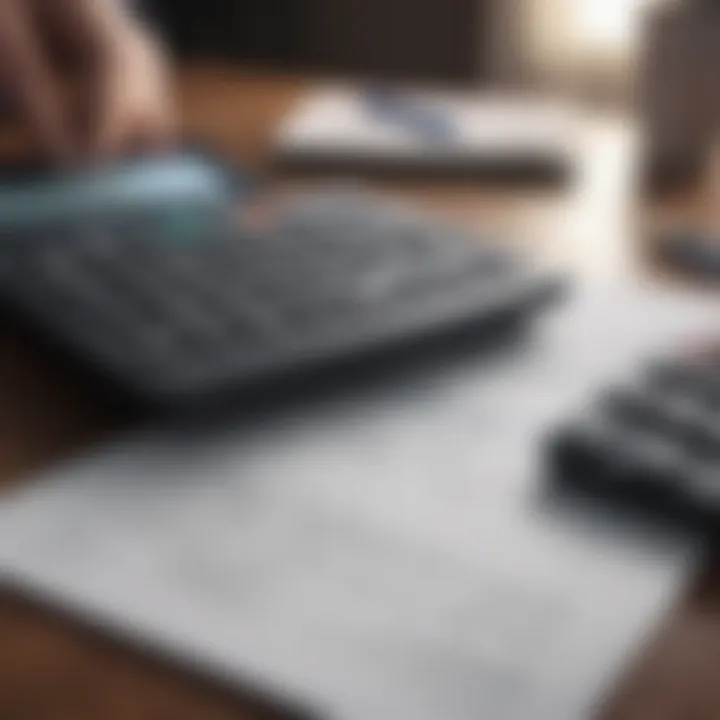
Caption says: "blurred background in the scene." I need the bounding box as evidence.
[144,0,714,188]
[148,0,655,92]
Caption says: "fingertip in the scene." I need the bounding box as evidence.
[91,121,123,164]
[122,116,178,159]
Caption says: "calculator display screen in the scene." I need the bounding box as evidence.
[0,153,233,228]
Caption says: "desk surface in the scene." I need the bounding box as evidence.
[0,65,717,720]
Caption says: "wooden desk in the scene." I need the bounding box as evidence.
[0,65,718,720]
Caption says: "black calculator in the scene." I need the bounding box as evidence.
[0,150,564,409]
[548,341,720,528]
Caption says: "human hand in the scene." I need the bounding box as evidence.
[0,0,176,163]
[90,21,176,160]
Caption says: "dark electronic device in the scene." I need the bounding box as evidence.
[547,341,720,528]
[0,150,564,409]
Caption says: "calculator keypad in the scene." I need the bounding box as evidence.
[549,347,720,524]
[0,194,559,404]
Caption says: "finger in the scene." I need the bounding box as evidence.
[93,93,177,160]
[0,0,73,162]
[100,119,172,164]
[134,112,178,153]
[92,84,126,161]
[112,120,156,158]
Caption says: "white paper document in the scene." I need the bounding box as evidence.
[0,284,716,719]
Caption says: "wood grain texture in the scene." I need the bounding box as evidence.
[0,65,717,720]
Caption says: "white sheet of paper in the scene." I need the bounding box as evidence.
[0,282,715,719]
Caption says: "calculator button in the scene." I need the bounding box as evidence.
[684,466,720,512]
